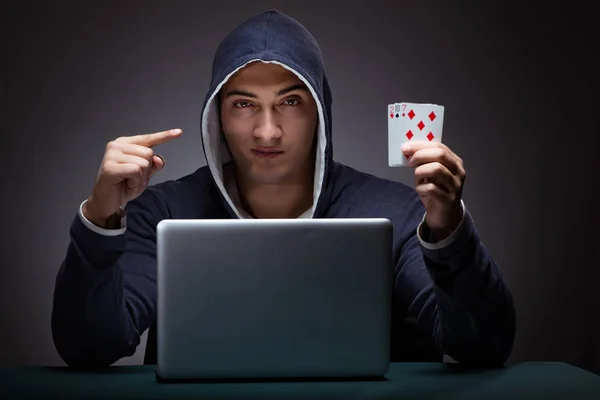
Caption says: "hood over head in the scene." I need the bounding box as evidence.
[200,9,334,219]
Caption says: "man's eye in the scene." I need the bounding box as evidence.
[283,98,300,106]
[234,101,252,108]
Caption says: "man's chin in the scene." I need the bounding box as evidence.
[247,173,288,186]
[241,165,291,185]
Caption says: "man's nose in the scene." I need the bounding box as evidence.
[253,109,282,142]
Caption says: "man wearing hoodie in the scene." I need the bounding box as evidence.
[51,10,516,368]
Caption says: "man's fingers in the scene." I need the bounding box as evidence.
[115,154,152,170]
[415,181,453,203]
[117,128,182,148]
[104,162,144,188]
[416,163,458,194]
[106,141,154,160]
[402,140,449,154]
[109,153,166,184]
[408,147,461,176]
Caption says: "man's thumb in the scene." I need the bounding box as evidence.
[149,154,165,177]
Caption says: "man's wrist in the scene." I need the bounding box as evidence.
[83,197,123,229]
[429,226,454,242]
[423,201,465,243]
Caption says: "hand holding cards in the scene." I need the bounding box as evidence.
[388,102,445,167]
[387,101,466,241]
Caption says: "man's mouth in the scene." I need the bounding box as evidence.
[252,148,284,158]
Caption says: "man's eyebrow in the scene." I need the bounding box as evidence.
[276,83,308,96]
[224,83,308,98]
[225,89,257,98]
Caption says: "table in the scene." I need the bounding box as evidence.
[1,362,598,399]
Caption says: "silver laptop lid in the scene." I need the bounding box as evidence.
[156,218,393,380]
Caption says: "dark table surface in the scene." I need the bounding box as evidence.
[1,362,599,399]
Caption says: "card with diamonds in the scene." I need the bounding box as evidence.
[388,102,445,167]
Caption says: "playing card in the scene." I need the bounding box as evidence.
[388,102,445,167]
[387,103,402,163]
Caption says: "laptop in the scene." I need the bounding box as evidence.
[155,218,393,381]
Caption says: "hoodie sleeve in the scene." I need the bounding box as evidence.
[394,195,516,366]
[77,199,127,236]
[51,190,166,367]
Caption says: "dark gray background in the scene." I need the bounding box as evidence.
[2,0,599,374]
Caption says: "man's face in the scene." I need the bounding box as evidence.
[219,62,318,185]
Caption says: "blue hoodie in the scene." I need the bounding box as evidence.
[51,9,516,368]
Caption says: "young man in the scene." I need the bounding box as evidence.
[52,9,516,368]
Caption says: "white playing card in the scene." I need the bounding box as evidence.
[388,102,445,167]
[387,103,403,165]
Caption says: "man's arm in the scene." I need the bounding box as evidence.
[51,190,165,368]
[394,195,516,366]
